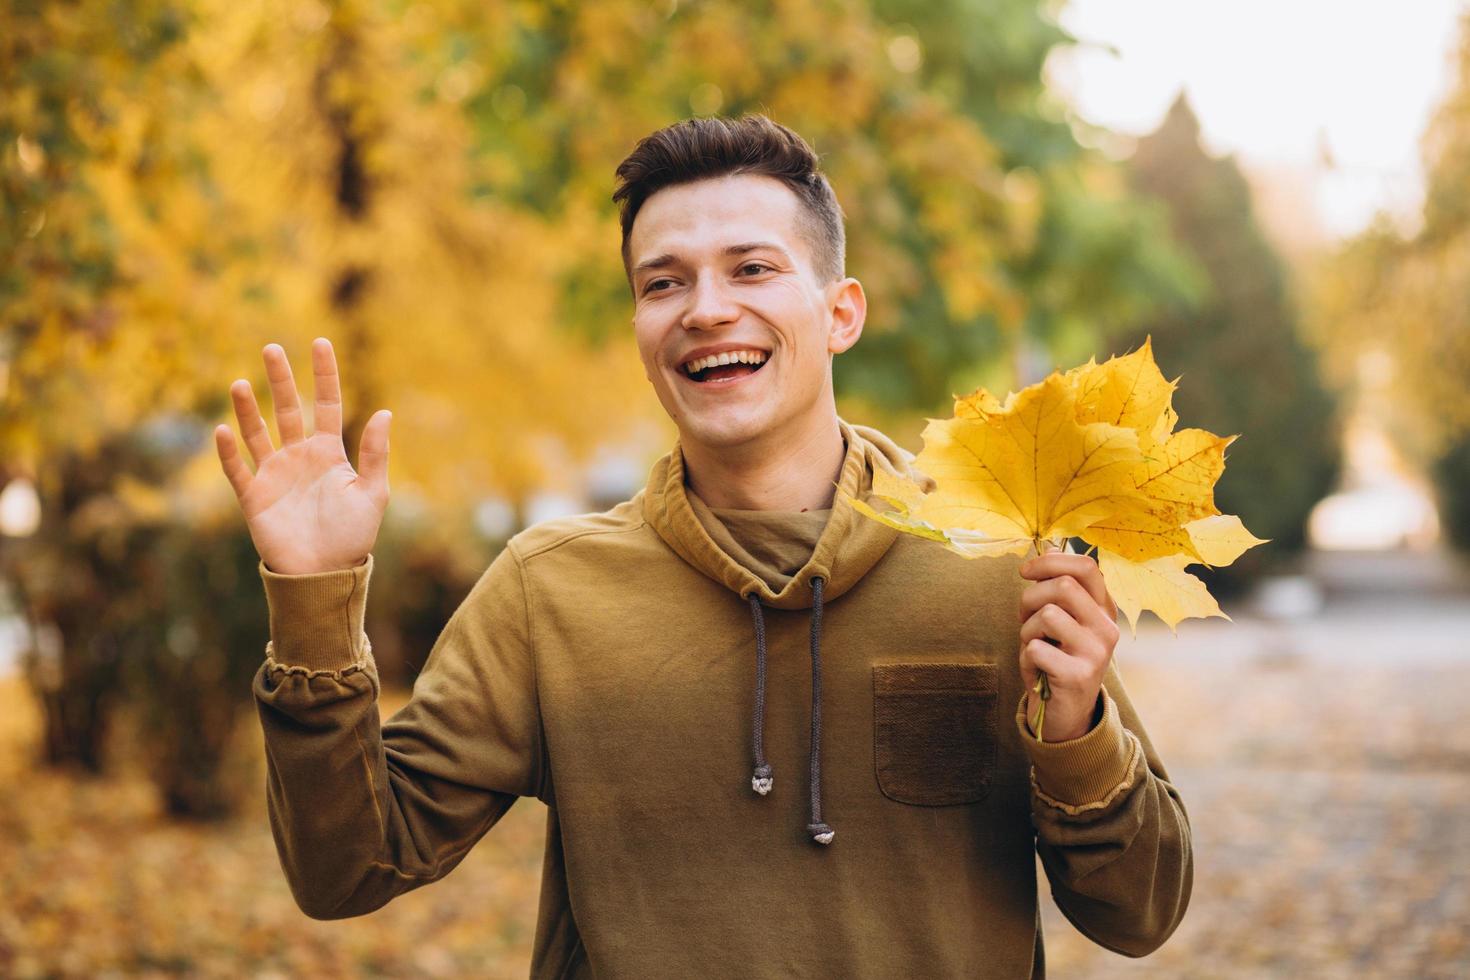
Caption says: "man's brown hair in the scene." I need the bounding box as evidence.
[612,114,846,292]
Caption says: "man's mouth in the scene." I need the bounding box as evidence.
[680,349,769,385]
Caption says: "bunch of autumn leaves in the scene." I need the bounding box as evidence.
[850,337,1268,635]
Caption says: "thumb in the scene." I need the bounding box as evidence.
[358,409,391,502]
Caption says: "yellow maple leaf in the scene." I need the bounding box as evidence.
[1078,505,1204,564]
[1081,428,1236,561]
[868,464,931,511]
[1097,548,1231,635]
[851,467,1032,559]
[1068,335,1178,454]
[912,371,1147,545]
[1183,514,1270,566]
[1151,404,1180,451]
[953,386,1005,420]
[1131,427,1233,521]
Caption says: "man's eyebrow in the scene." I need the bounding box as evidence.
[723,241,792,260]
[632,254,679,275]
[631,241,794,276]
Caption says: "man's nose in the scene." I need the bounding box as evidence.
[681,272,738,331]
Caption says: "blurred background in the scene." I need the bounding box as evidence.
[2,0,1468,975]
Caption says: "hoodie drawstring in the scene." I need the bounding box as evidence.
[747,593,774,796]
[806,576,834,844]
[746,576,834,846]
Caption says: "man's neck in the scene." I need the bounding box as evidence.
[682,413,846,512]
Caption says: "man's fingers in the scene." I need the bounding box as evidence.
[263,343,306,445]
[230,378,275,468]
[1021,635,1080,681]
[214,424,253,498]
[1020,575,1119,638]
[311,337,343,437]
[1020,551,1115,618]
[1020,601,1083,649]
[357,409,391,502]
[1020,602,1106,664]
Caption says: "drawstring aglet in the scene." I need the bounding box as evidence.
[808,822,835,845]
[752,763,773,795]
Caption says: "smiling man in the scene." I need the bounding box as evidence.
[225,114,1192,978]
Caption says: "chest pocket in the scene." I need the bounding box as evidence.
[872,662,998,806]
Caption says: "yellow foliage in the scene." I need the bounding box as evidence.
[849,337,1269,633]
[1097,550,1229,634]
[181,0,658,514]
[852,467,1032,559]
[916,372,1147,543]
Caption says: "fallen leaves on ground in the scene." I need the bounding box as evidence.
[0,680,544,979]
[1040,618,1470,978]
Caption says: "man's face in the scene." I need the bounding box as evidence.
[628,173,864,452]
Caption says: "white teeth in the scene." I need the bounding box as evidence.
[683,349,768,375]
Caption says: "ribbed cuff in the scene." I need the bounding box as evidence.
[1015,686,1138,810]
[259,554,373,671]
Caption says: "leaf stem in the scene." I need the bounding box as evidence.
[1029,535,1056,742]
[1030,672,1051,742]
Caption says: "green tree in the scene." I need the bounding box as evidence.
[1117,95,1341,585]
[861,0,1200,401]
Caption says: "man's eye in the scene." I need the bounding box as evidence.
[645,279,674,293]
[739,263,771,276]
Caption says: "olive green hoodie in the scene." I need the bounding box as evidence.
[252,416,1192,977]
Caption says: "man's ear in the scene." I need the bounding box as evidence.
[826,277,866,355]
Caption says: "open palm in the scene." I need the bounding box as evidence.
[215,339,391,575]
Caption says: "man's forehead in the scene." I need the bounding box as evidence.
[629,174,807,266]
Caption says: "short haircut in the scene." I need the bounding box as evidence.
[612,114,846,292]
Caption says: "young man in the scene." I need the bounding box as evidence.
[216,114,1191,977]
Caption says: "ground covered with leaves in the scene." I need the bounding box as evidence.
[0,683,545,978]
[1041,620,1470,978]
[3,558,1467,977]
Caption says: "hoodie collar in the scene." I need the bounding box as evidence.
[641,416,908,611]
[689,495,829,595]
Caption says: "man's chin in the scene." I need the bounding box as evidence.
[676,408,775,452]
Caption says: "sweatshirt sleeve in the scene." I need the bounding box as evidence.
[251,545,544,920]
[1014,661,1193,957]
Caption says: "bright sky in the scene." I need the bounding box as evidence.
[1046,1,1468,239]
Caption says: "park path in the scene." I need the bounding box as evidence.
[1041,547,1470,978]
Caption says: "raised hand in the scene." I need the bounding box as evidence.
[215,338,392,575]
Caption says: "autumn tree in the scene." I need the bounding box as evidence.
[0,0,236,771]
[1307,12,1470,548]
